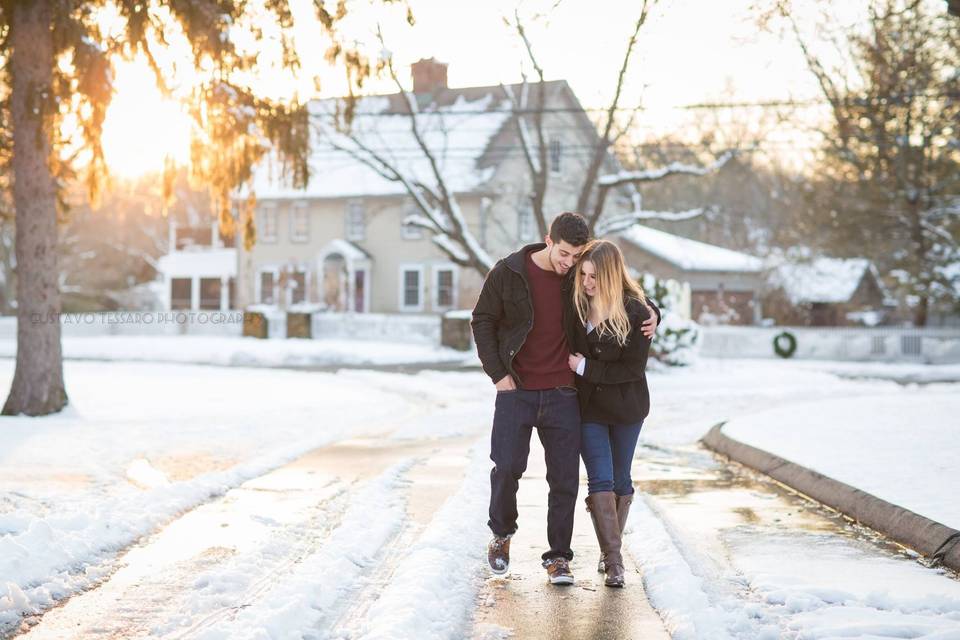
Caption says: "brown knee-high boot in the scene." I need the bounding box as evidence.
[585,492,625,587]
[595,492,635,574]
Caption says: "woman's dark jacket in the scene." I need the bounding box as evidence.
[564,294,658,425]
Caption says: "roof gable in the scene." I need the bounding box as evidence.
[770,257,878,304]
[250,80,605,201]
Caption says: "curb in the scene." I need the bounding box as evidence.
[701,423,960,573]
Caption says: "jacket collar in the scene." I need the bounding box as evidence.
[503,243,546,275]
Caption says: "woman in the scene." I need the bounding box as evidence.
[565,239,657,588]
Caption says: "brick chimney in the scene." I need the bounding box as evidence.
[411,58,448,94]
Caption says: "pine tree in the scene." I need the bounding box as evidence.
[0,0,406,416]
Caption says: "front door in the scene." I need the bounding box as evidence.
[322,254,347,311]
[354,269,366,312]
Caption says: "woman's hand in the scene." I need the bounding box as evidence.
[568,352,585,373]
[641,304,658,338]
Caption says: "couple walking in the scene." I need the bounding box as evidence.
[471,212,659,588]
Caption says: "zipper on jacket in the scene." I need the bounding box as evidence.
[506,272,534,387]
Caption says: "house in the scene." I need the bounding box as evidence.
[929,260,960,327]
[613,225,765,325]
[233,58,629,314]
[157,221,237,311]
[764,257,892,326]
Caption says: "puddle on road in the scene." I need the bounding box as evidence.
[634,442,912,558]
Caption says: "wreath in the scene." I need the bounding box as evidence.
[773,331,797,359]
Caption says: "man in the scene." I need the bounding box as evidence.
[471,212,589,584]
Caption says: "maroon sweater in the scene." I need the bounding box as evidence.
[513,252,575,390]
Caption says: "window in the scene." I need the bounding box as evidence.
[260,205,278,243]
[259,271,275,304]
[290,270,307,304]
[171,278,192,310]
[518,203,536,241]
[227,277,236,310]
[549,138,562,174]
[346,200,366,241]
[199,278,221,310]
[290,202,309,242]
[399,266,424,311]
[434,267,456,310]
[175,226,213,250]
[401,202,423,240]
[354,269,367,312]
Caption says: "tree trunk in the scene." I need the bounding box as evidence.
[2,0,68,416]
[907,198,929,328]
[914,295,929,327]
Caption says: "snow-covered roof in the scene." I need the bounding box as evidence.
[617,225,763,273]
[158,248,237,278]
[318,239,369,263]
[250,90,514,200]
[770,257,874,304]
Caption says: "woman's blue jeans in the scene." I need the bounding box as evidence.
[580,420,643,496]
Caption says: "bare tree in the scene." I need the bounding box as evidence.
[504,1,736,239]
[317,38,494,274]
[760,0,960,325]
[314,4,735,278]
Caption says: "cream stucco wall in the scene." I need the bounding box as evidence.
[244,194,492,314]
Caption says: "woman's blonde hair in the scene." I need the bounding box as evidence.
[573,240,646,346]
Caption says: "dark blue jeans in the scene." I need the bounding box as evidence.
[580,421,643,496]
[488,387,580,561]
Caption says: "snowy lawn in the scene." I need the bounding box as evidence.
[640,357,959,445]
[722,392,960,529]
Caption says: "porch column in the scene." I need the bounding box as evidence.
[191,276,200,311]
[220,276,230,311]
[346,263,356,312]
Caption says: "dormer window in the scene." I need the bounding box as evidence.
[549,138,562,174]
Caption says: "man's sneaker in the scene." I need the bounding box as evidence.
[542,557,574,585]
[487,535,511,575]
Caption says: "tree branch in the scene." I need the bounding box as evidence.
[596,207,710,236]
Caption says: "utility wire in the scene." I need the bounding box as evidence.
[329,91,960,118]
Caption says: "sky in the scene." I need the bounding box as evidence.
[100,0,827,177]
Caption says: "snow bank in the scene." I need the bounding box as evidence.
[625,496,765,640]
[357,445,489,640]
[187,461,414,640]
